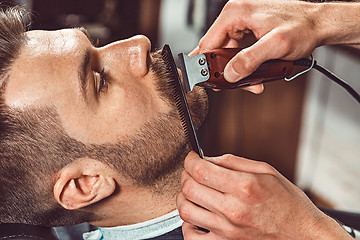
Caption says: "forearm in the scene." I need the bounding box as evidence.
[316,2,360,46]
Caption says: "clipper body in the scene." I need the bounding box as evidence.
[179,48,294,93]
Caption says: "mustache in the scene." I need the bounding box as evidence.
[149,49,209,131]
[149,49,180,106]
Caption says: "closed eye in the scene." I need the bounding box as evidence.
[94,68,108,95]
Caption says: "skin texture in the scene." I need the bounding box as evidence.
[180,0,360,238]
[177,152,353,240]
[5,29,168,144]
[3,28,209,227]
[191,0,360,94]
[4,29,176,226]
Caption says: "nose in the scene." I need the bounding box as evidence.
[99,35,151,78]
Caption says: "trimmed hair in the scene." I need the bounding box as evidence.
[0,6,208,227]
[0,6,27,87]
[0,6,93,226]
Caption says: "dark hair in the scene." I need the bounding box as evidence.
[0,6,94,226]
[0,6,27,87]
[0,7,207,227]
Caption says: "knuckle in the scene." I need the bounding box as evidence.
[258,161,277,175]
[178,203,192,221]
[225,209,245,226]
[198,36,212,52]
[272,29,292,55]
[224,1,235,11]
[222,153,234,161]
[237,50,259,74]
[191,162,207,182]
[220,200,245,226]
[180,169,189,185]
[240,175,258,196]
[216,153,233,164]
[263,173,279,186]
[181,179,194,198]
[227,0,248,10]
[176,194,183,209]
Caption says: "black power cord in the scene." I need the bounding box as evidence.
[294,58,360,104]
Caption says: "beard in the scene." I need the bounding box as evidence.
[86,49,208,189]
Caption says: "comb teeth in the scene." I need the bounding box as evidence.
[162,50,190,140]
[161,45,203,158]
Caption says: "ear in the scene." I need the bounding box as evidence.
[53,158,116,210]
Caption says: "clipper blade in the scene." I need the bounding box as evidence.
[178,53,210,93]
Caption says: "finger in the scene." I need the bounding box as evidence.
[180,170,251,225]
[198,27,229,53]
[212,88,221,92]
[222,38,241,48]
[241,84,264,94]
[197,12,236,52]
[184,152,249,193]
[206,153,279,176]
[189,46,200,56]
[180,170,227,216]
[191,34,240,57]
[224,30,284,82]
[176,191,221,232]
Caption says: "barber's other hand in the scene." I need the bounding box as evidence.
[192,0,322,91]
[177,152,353,240]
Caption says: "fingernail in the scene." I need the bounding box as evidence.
[246,86,258,94]
[224,63,241,83]
[246,84,264,94]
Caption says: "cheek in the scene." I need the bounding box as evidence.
[98,83,158,128]
[61,83,164,144]
[56,73,170,145]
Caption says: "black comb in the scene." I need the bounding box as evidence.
[161,45,203,158]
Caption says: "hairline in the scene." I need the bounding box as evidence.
[0,31,28,105]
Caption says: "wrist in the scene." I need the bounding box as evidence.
[306,212,355,240]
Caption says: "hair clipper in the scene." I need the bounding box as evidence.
[178,48,294,93]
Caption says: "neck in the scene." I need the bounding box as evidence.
[90,168,182,227]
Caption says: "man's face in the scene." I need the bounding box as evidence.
[3,28,208,185]
[5,29,176,144]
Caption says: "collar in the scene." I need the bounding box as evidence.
[83,210,183,240]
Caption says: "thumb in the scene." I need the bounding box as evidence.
[223,32,277,83]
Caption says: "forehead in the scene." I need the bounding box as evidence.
[26,29,85,55]
[4,29,87,109]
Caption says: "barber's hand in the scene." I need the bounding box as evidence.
[177,152,352,240]
[192,0,322,93]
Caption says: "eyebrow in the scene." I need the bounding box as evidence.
[77,27,92,44]
[75,27,94,101]
[79,48,91,101]
[77,27,98,47]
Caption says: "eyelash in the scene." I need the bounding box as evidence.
[95,68,108,94]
